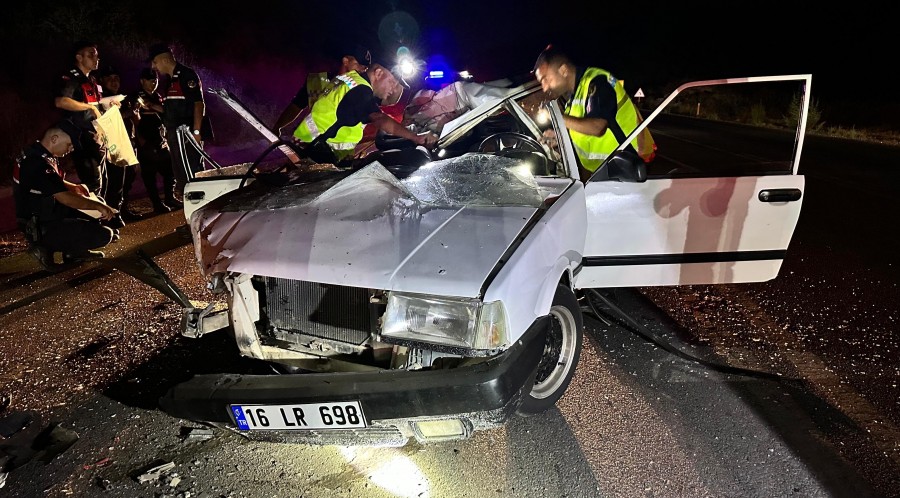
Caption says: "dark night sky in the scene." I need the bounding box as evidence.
[1,0,896,140]
[164,0,894,129]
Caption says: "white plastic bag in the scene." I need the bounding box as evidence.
[93,106,138,167]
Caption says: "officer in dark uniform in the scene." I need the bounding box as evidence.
[13,122,118,269]
[54,41,126,231]
[148,43,213,200]
[54,41,107,197]
[97,64,141,221]
[124,68,179,213]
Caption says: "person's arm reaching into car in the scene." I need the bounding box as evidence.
[562,115,608,138]
[368,112,437,147]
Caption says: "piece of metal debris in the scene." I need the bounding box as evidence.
[136,461,175,483]
[182,427,214,442]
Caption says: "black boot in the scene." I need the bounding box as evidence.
[152,198,173,214]
[121,202,144,221]
[165,196,183,209]
[102,214,125,230]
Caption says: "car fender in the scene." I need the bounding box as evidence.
[483,183,585,343]
[533,257,577,317]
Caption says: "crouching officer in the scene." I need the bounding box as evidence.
[13,121,118,270]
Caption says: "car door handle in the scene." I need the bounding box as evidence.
[185,191,205,201]
[758,188,802,202]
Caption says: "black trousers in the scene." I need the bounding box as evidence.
[72,132,108,196]
[104,165,136,212]
[165,130,203,196]
[137,146,176,205]
[38,215,115,254]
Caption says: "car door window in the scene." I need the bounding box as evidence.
[640,79,809,179]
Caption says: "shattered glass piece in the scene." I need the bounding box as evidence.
[401,154,543,207]
[312,162,415,205]
[404,81,514,135]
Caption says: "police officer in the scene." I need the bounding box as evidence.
[98,65,141,220]
[54,41,109,198]
[54,41,127,233]
[13,122,118,269]
[125,68,179,214]
[272,45,372,136]
[148,43,212,200]
[532,45,656,181]
[292,59,436,164]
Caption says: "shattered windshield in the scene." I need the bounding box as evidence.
[215,156,545,213]
[400,154,543,207]
[314,157,544,208]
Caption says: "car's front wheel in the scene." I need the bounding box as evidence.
[517,284,583,415]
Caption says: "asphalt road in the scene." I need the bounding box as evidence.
[0,132,898,497]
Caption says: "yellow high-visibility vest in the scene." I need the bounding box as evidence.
[294,71,371,159]
[565,67,656,171]
[306,72,331,107]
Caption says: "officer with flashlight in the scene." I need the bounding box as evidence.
[292,56,437,164]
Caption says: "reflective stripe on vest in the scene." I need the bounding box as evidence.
[293,71,371,155]
[565,67,655,171]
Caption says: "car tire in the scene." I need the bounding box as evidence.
[517,284,583,416]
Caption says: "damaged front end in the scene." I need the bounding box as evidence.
[162,159,548,445]
[163,269,548,445]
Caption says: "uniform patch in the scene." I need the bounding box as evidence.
[336,74,359,89]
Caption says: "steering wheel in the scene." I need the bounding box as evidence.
[478,132,551,175]
[478,132,544,154]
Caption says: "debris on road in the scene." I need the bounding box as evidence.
[181,427,214,443]
[83,456,111,470]
[136,461,175,483]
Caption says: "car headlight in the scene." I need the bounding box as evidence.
[381,293,508,350]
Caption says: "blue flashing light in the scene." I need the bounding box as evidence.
[429,70,445,79]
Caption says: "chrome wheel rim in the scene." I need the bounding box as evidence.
[532,303,578,399]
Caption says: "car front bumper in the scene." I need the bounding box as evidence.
[158,316,548,445]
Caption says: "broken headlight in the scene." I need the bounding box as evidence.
[381,292,508,350]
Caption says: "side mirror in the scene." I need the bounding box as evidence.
[589,149,647,183]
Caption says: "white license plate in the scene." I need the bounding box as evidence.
[230,401,367,430]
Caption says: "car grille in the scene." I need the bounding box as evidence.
[263,278,373,345]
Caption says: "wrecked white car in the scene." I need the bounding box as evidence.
[159,74,812,446]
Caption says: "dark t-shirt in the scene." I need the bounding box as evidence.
[126,89,166,150]
[291,82,312,109]
[13,142,68,220]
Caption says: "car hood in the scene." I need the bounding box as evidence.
[190,161,542,298]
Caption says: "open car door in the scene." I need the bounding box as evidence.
[574,75,811,288]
